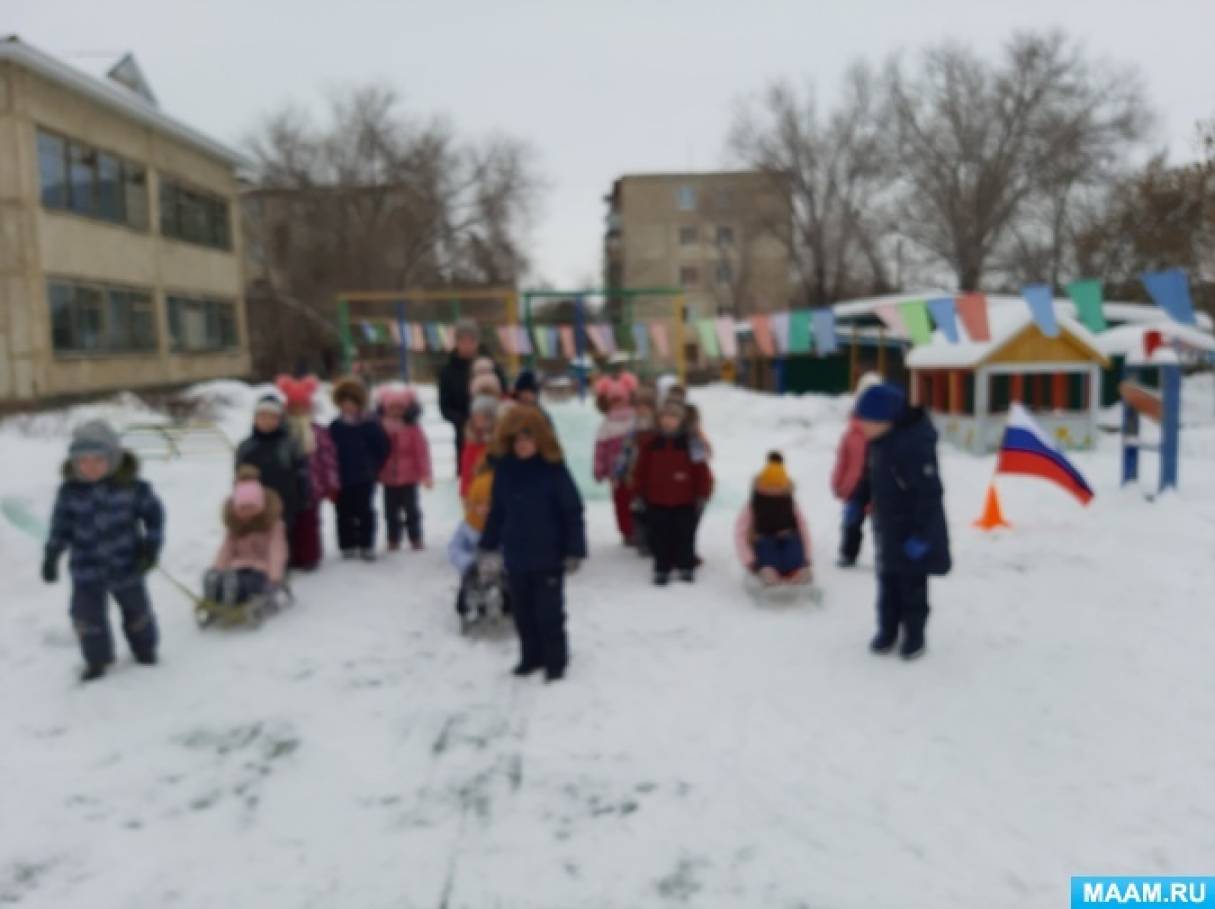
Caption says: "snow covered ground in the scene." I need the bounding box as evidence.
[2,377,1213,908]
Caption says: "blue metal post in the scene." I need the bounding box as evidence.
[395,300,409,381]
[1160,364,1181,491]
[574,294,588,401]
[1120,365,1139,487]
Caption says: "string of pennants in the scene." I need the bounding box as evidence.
[352,268,1198,359]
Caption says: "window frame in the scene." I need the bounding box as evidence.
[678,225,699,245]
[678,265,700,288]
[46,277,159,357]
[158,175,233,251]
[34,126,149,232]
[165,293,240,353]
[675,184,698,212]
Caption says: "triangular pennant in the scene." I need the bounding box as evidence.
[875,303,907,336]
[515,324,533,356]
[1141,268,1197,326]
[926,297,960,343]
[360,321,376,342]
[599,323,617,355]
[387,321,402,344]
[769,311,791,354]
[585,324,607,355]
[649,322,670,358]
[532,325,549,358]
[1022,284,1060,338]
[956,293,991,342]
[547,326,559,358]
[695,319,720,358]
[716,316,738,358]
[559,325,576,359]
[1066,279,1106,333]
[899,300,934,345]
[788,309,812,353]
[497,325,516,356]
[749,314,775,357]
[411,323,425,352]
[632,322,650,359]
[811,309,838,355]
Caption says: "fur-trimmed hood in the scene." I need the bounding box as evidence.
[223,487,284,537]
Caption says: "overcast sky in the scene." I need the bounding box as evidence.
[11,0,1213,286]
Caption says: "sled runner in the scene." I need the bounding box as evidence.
[195,585,293,630]
[743,571,824,606]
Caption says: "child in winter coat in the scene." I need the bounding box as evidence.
[42,420,164,682]
[447,464,510,623]
[831,372,882,567]
[376,385,433,551]
[276,374,339,571]
[459,392,500,499]
[478,405,586,682]
[621,388,658,554]
[204,466,289,608]
[633,400,713,585]
[851,383,951,661]
[329,378,390,561]
[592,376,638,545]
[735,452,812,585]
[236,394,310,564]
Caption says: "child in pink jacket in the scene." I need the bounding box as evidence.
[831,372,881,567]
[377,385,433,551]
[592,374,638,545]
[205,466,289,607]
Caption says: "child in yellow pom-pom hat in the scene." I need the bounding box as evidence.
[734,452,812,586]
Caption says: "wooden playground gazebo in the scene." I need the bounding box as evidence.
[905,309,1110,453]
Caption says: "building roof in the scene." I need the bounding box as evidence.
[0,36,246,168]
[905,305,1107,369]
[1095,322,1215,357]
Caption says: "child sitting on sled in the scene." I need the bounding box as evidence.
[204,466,289,610]
[734,452,812,586]
[447,461,510,627]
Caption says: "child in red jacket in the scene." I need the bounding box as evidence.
[634,399,713,585]
[831,372,881,567]
[376,385,433,551]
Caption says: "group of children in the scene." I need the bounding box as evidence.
[40,361,949,682]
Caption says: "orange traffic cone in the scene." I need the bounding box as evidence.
[973,482,1012,530]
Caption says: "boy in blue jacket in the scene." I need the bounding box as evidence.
[851,384,951,660]
[478,405,586,682]
[328,378,390,561]
[42,420,165,681]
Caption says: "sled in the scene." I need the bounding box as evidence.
[743,571,824,607]
[457,581,513,636]
[195,587,293,630]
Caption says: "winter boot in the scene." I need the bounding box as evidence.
[653,571,670,587]
[81,663,107,682]
[410,540,424,552]
[544,666,565,683]
[899,631,926,661]
[341,549,358,560]
[513,662,542,677]
[678,568,695,583]
[869,630,897,654]
[360,548,377,562]
[387,541,402,553]
[836,556,857,568]
[134,651,158,666]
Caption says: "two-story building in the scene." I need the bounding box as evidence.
[0,36,250,406]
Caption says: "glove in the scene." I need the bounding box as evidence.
[41,551,59,584]
[477,551,503,582]
[903,537,930,561]
[138,540,160,574]
[564,557,582,575]
[843,501,862,525]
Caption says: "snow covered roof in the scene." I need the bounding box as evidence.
[0,36,246,167]
[1095,322,1215,357]
[905,305,1106,369]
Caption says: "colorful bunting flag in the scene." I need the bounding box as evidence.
[599,323,618,355]
[1141,268,1197,326]
[411,323,425,352]
[516,325,533,356]
[696,319,721,358]
[788,309,812,353]
[1022,284,1060,338]
[1066,279,1106,334]
[547,326,560,359]
[387,322,401,344]
[811,309,838,355]
[875,303,907,336]
[585,324,607,355]
[440,325,456,351]
[899,300,934,345]
[926,297,960,343]
[769,312,791,354]
[425,323,442,351]
[360,321,376,342]
[533,325,549,358]
[632,323,649,359]
[497,325,516,355]
[716,317,738,358]
[559,325,576,359]
[956,293,991,342]
[749,314,775,357]
[649,322,670,358]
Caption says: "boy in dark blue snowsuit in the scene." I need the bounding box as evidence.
[42,420,165,681]
[851,384,951,660]
[328,378,390,561]
[478,405,586,682]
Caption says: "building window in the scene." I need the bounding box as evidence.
[160,178,232,250]
[167,295,238,351]
[35,128,148,229]
[676,184,697,212]
[716,225,735,245]
[679,225,698,245]
[715,262,734,285]
[679,266,699,287]
[48,280,157,354]
[716,189,733,209]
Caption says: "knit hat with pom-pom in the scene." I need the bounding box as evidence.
[754,451,792,494]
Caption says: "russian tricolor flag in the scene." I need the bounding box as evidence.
[997,404,1095,505]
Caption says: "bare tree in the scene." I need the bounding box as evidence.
[886,31,1152,291]
[729,64,894,306]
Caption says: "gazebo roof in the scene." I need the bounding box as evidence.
[905,307,1107,370]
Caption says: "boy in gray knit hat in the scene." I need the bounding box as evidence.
[43,419,165,681]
